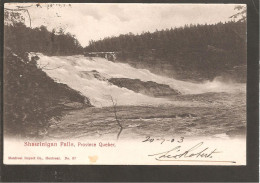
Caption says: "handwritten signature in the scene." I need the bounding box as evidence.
[148,142,228,162]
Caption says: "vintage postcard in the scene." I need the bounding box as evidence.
[3,3,247,165]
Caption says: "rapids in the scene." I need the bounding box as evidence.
[33,53,245,107]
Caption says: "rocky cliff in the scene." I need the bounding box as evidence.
[4,47,92,137]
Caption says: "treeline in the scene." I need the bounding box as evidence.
[4,23,84,56]
[85,21,246,81]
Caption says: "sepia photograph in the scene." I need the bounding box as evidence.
[3,3,247,165]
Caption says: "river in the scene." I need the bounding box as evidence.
[33,54,246,140]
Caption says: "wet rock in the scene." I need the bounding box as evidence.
[79,70,108,81]
[109,78,180,97]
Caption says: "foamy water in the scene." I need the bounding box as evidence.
[33,53,245,106]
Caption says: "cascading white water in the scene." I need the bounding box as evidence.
[33,53,246,107]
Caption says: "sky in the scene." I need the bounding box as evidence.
[5,3,245,47]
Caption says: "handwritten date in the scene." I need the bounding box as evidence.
[142,136,184,144]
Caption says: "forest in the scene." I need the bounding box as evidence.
[85,21,246,81]
[4,23,83,56]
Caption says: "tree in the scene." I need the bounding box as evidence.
[4,5,32,27]
[230,5,247,22]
